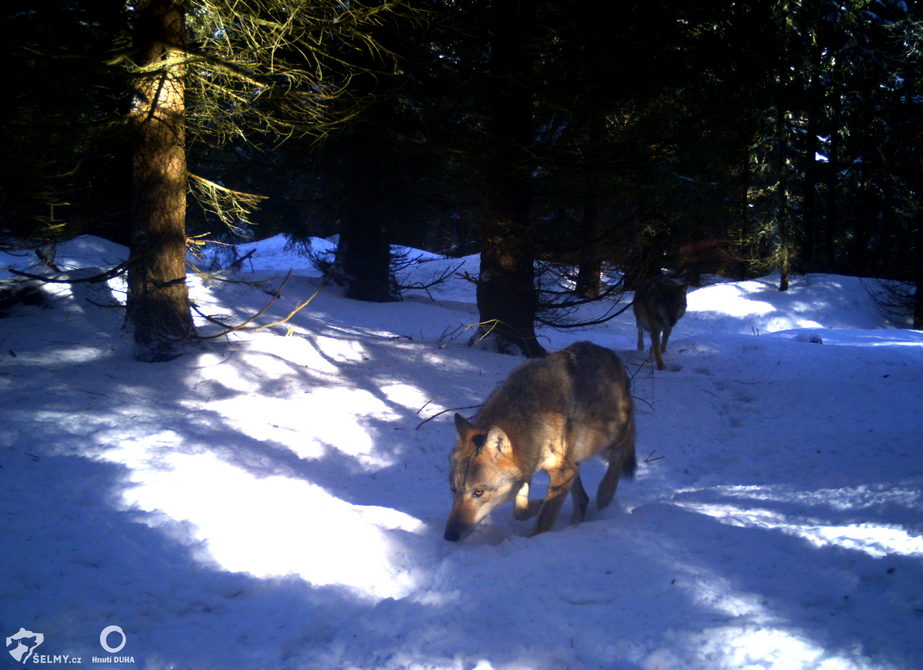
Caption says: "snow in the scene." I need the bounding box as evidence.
[2,235,922,670]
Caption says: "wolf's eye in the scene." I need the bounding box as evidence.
[472,489,484,498]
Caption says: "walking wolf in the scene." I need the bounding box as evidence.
[444,341,636,541]
[633,276,688,370]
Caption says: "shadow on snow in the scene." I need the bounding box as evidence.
[1,275,921,669]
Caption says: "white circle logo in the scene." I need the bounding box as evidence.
[99,625,127,654]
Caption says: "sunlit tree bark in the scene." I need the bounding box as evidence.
[126,0,193,360]
[116,0,411,358]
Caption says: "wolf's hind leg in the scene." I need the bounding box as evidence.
[597,457,623,510]
[570,473,589,524]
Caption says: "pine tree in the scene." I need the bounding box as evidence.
[125,0,194,360]
[1,1,129,247]
[113,0,412,357]
[475,0,545,357]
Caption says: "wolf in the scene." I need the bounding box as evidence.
[444,341,636,541]
[632,276,688,370]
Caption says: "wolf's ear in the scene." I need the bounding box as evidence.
[454,413,474,436]
[485,426,512,458]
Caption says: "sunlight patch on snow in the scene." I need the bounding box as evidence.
[650,543,858,670]
[296,386,401,467]
[674,500,923,558]
[10,345,109,365]
[798,524,923,557]
[311,334,374,365]
[203,385,401,468]
[687,282,825,331]
[120,451,425,600]
[187,341,405,468]
[686,625,858,670]
[770,329,923,348]
[707,483,922,514]
[653,541,876,670]
[378,381,434,412]
[688,283,775,319]
[94,429,188,471]
[686,574,765,617]
[764,315,824,330]
[194,351,268,394]
[201,393,328,461]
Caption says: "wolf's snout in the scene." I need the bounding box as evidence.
[443,518,469,542]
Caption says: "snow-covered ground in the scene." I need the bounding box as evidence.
[1,235,921,670]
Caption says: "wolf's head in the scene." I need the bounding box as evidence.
[660,278,689,323]
[444,413,523,541]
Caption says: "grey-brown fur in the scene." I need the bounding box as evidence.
[444,341,636,541]
[633,276,688,370]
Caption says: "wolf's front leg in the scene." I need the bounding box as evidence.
[649,329,665,370]
[533,466,577,535]
[661,325,673,353]
[513,480,541,520]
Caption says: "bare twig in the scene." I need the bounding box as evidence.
[188,260,276,287]
[397,260,464,299]
[437,323,468,348]
[632,393,655,412]
[535,300,633,329]
[415,404,483,430]
[628,359,656,410]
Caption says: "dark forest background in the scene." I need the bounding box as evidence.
[2,0,920,358]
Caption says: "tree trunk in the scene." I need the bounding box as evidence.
[575,178,602,299]
[334,125,397,303]
[575,113,604,299]
[802,65,821,270]
[475,0,545,358]
[914,281,923,331]
[126,0,193,360]
[915,209,923,330]
[774,94,791,293]
[823,94,841,271]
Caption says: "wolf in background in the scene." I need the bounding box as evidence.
[633,276,689,370]
[444,341,636,541]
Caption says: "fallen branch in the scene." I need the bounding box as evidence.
[9,260,131,284]
[195,270,323,340]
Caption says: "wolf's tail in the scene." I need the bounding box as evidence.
[619,373,637,479]
[622,445,638,479]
